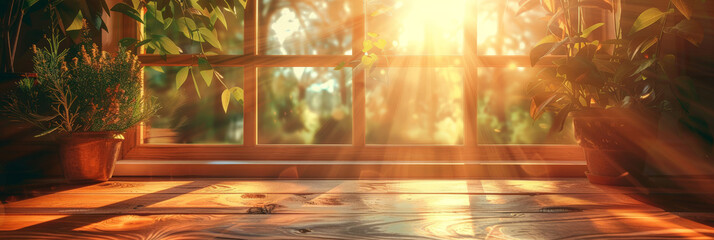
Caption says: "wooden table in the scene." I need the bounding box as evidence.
[1,178,713,239]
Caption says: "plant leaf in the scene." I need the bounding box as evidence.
[629,7,666,36]
[670,0,692,20]
[199,28,222,50]
[176,66,190,89]
[630,59,656,77]
[23,0,39,11]
[581,23,604,38]
[363,39,373,52]
[334,61,346,70]
[34,126,59,138]
[231,87,244,103]
[670,19,704,46]
[517,0,539,16]
[238,0,247,9]
[111,3,143,24]
[198,58,213,86]
[639,37,658,53]
[550,104,573,134]
[221,89,231,113]
[66,11,84,31]
[530,37,567,66]
[152,34,182,54]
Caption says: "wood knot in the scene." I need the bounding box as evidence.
[539,206,583,213]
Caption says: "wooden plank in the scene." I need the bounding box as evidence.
[1,212,712,239]
[463,0,478,147]
[0,179,643,195]
[123,145,585,161]
[1,193,666,215]
[113,160,586,178]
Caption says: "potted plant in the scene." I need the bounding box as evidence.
[2,25,158,183]
[520,0,703,185]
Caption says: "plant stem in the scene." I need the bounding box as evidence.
[654,2,673,59]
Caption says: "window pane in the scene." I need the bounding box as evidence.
[260,0,352,55]
[476,0,548,55]
[367,0,464,55]
[145,67,244,144]
[143,5,244,55]
[258,67,352,144]
[477,67,575,144]
[366,68,464,145]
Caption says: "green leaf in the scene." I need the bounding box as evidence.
[213,8,227,28]
[148,66,164,73]
[177,17,201,41]
[119,37,139,47]
[198,58,213,86]
[362,39,373,52]
[375,39,387,50]
[581,23,604,38]
[530,93,561,120]
[66,11,84,31]
[629,8,666,36]
[231,87,244,103]
[630,59,656,77]
[238,0,247,9]
[163,16,173,29]
[34,126,59,138]
[670,0,692,20]
[199,28,222,50]
[23,0,39,11]
[367,32,379,38]
[550,104,573,134]
[176,67,190,89]
[221,89,231,113]
[639,37,658,53]
[334,61,346,70]
[670,19,704,46]
[191,67,202,99]
[152,34,182,54]
[530,37,567,66]
[111,3,144,24]
[362,53,378,69]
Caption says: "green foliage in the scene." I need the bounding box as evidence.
[2,27,158,135]
[522,0,705,133]
[113,0,245,112]
[1,0,112,72]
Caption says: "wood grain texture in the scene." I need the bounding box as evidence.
[1,179,638,195]
[2,179,712,239]
[123,144,586,161]
[1,212,713,239]
[1,193,665,215]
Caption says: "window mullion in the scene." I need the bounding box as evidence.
[243,0,258,146]
[352,0,366,147]
[464,0,479,147]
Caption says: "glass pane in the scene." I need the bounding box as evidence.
[477,67,575,144]
[260,0,352,55]
[476,0,548,55]
[367,0,464,55]
[366,68,464,145]
[143,5,244,55]
[258,67,352,144]
[145,67,244,144]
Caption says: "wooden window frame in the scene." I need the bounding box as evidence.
[120,0,585,162]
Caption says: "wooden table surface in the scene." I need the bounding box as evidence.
[1,178,713,239]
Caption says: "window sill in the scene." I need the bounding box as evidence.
[114,160,586,178]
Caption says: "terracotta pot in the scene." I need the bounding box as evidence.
[572,109,657,185]
[59,132,123,183]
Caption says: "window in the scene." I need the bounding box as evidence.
[124,0,582,161]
